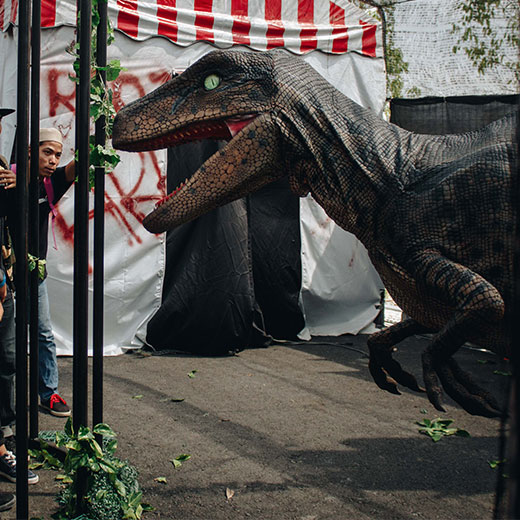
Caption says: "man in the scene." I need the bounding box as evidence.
[0,127,74,417]
[0,107,16,445]
[0,109,38,508]
[0,273,38,488]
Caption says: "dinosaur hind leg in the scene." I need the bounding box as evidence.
[416,250,504,417]
[368,318,430,395]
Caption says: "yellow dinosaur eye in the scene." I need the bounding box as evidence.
[204,74,220,91]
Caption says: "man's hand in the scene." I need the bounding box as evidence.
[0,167,16,189]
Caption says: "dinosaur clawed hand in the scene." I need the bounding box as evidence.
[369,344,503,418]
[421,352,503,418]
[368,345,425,395]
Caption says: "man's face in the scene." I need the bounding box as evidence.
[38,140,63,178]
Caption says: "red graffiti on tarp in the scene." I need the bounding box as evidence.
[42,65,170,248]
[47,68,76,116]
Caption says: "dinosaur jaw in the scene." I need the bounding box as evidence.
[142,113,282,233]
[113,114,256,153]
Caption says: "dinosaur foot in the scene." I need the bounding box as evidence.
[422,352,502,418]
[368,345,425,395]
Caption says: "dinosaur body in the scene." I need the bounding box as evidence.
[113,49,517,417]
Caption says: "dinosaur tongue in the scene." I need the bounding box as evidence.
[225,115,257,137]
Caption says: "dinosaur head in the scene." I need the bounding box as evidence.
[113,49,288,233]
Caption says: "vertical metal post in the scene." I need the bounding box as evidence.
[15,0,31,517]
[73,0,92,511]
[93,0,107,429]
[73,0,91,433]
[29,0,41,443]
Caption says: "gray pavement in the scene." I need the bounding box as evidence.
[3,333,512,519]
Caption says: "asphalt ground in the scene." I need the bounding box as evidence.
[0,333,513,520]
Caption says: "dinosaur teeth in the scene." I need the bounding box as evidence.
[155,180,189,209]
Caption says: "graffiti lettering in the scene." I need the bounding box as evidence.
[41,64,171,250]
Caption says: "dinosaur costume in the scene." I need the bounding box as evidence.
[113,49,517,418]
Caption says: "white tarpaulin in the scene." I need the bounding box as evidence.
[0,0,385,354]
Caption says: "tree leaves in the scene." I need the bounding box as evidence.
[417,417,470,442]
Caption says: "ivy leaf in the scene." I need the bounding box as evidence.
[171,454,191,468]
[188,370,197,378]
[154,476,167,484]
[493,370,512,377]
[93,423,116,437]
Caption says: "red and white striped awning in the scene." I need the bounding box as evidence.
[0,0,380,56]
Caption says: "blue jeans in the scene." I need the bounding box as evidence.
[38,280,59,401]
[0,291,15,429]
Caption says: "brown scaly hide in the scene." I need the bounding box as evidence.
[113,49,518,417]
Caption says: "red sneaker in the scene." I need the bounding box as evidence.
[40,394,71,417]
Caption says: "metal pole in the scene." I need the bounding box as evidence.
[73,0,92,512]
[73,0,91,433]
[93,0,107,429]
[28,0,41,443]
[15,0,31,517]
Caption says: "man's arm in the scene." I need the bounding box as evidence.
[64,159,75,183]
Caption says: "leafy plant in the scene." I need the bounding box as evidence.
[416,417,470,442]
[66,0,124,188]
[452,0,519,82]
[27,253,46,281]
[33,419,147,520]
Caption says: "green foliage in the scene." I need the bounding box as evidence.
[417,417,471,442]
[33,419,146,520]
[170,454,191,469]
[452,0,519,81]
[27,253,46,281]
[488,459,505,469]
[66,0,125,189]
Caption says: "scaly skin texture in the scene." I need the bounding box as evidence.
[113,49,518,417]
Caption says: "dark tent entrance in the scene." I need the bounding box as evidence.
[146,141,305,355]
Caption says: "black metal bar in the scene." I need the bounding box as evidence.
[28,0,41,443]
[15,0,31,517]
[73,0,91,433]
[92,0,107,429]
[73,0,92,512]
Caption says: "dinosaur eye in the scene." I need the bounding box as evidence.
[204,74,221,91]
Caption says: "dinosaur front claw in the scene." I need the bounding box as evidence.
[368,359,401,395]
[368,345,424,395]
[422,352,502,418]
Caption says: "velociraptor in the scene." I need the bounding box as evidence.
[113,49,517,418]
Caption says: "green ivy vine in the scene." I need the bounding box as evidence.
[66,0,125,189]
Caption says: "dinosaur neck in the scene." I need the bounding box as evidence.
[286,97,409,246]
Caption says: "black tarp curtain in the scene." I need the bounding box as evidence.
[146,140,304,355]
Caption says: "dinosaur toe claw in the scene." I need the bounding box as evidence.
[368,361,401,394]
[437,359,503,418]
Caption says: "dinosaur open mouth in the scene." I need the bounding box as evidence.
[153,113,258,209]
[116,114,258,153]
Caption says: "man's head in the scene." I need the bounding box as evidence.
[38,128,63,179]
